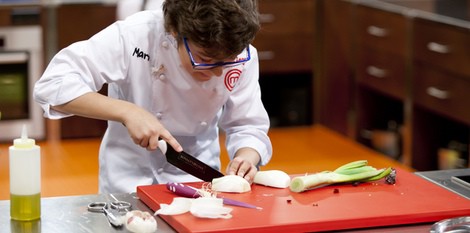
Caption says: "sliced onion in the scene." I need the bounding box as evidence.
[253,170,291,188]
[211,175,251,193]
[124,210,157,233]
[190,197,232,219]
[155,197,192,215]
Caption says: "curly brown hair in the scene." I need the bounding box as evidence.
[163,0,260,60]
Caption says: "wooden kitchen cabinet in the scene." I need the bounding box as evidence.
[255,0,316,126]
[355,4,409,100]
[316,0,355,136]
[354,4,409,163]
[42,3,116,139]
[254,0,315,73]
[317,0,470,171]
[411,17,470,170]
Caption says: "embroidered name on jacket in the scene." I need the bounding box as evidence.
[133,47,150,61]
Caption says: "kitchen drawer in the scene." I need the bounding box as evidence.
[413,65,470,125]
[414,18,470,77]
[254,0,315,73]
[253,34,312,73]
[258,0,315,35]
[357,47,406,100]
[356,5,408,57]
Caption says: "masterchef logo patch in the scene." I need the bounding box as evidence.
[224,69,241,91]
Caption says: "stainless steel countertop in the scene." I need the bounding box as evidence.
[0,191,437,233]
[3,168,468,233]
[0,191,435,233]
[0,193,175,233]
[416,168,470,199]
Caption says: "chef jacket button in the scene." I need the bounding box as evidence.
[159,74,166,81]
[200,121,207,127]
[156,112,163,119]
[162,41,169,48]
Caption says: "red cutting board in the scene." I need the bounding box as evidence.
[137,168,470,233]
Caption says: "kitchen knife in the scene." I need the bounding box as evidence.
[158,140,224,181]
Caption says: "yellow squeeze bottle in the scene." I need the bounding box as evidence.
[9,125,41,221]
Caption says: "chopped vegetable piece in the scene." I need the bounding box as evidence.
[254,170,291,188]
[166,182,261,209]
[155,196,233,219]
[211,175,251,193]
[155,197,192,215]
[190,197,233,219]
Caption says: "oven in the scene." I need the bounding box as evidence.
[0,7,44,141]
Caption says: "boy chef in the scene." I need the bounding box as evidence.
[34,0,272,193]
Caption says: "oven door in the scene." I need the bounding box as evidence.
[0,51,29,121]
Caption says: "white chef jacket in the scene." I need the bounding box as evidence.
[34,10,272,194]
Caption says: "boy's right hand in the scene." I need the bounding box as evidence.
[122,106,182,152]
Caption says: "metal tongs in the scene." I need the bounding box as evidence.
[430,216,470,233]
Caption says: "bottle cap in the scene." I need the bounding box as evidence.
[13,125,36,149]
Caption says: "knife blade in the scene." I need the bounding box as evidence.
[158,140,224,181]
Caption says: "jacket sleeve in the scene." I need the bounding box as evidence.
[218,46,273,166]
[33,22,128,119]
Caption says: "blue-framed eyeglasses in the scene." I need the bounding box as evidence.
[183,37,250,70]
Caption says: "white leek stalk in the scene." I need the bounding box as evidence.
[290,160,393,193]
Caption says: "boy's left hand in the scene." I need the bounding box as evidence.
[226,148,261,183]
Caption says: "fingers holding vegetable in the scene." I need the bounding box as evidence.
[226,148,261,183]
[226,157,257,183]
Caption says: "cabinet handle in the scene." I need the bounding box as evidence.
[427,42,450,54]
[367,25,388,37]
[259,13,275,23]
[258,51,275,60]
[426,86,449,100]
[366,66,387,78]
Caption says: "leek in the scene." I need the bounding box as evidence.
[290,160,393,193]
